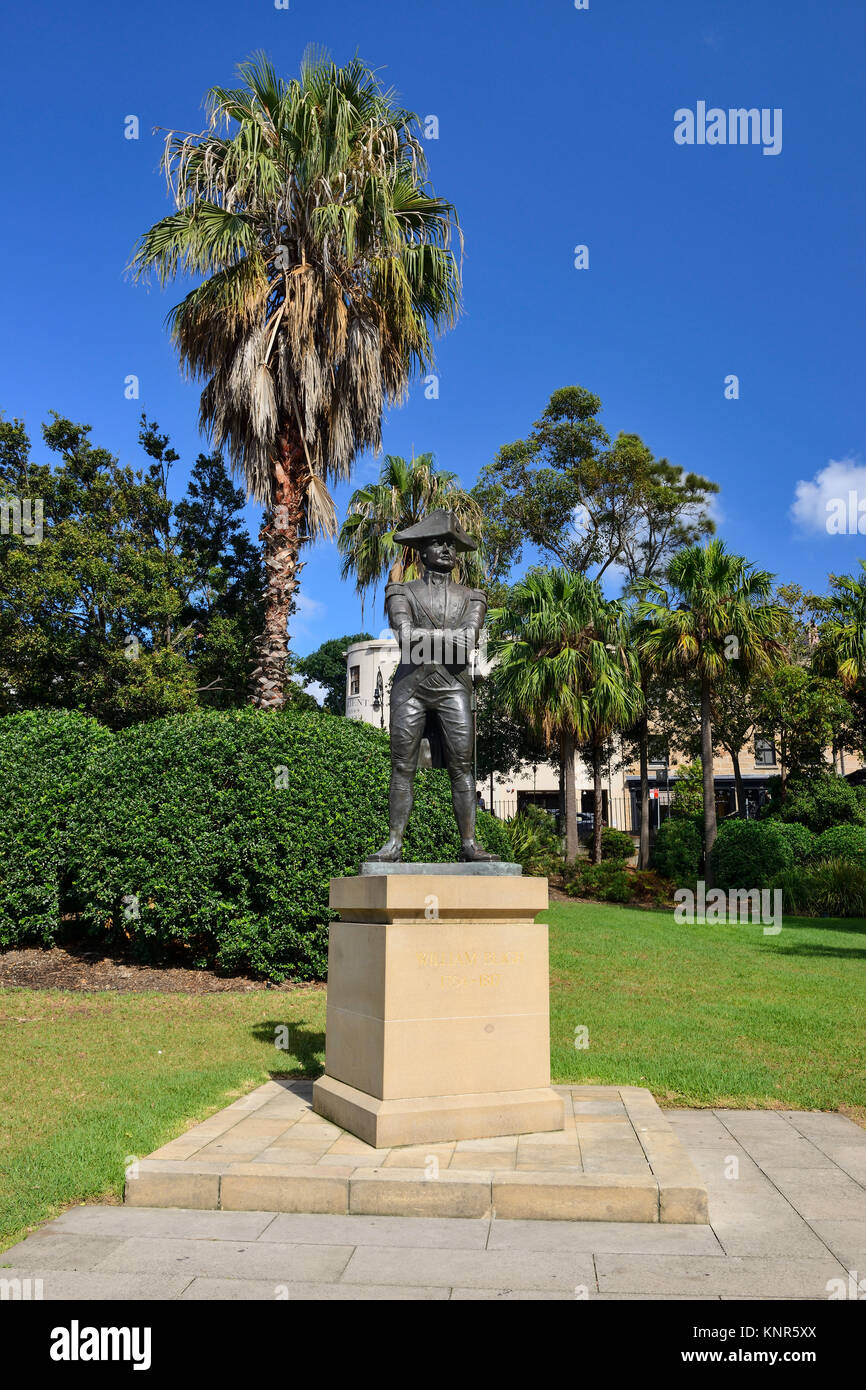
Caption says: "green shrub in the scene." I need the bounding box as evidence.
[768,820,816,864]
[710,819,793,891]
[0,706,505,980]
[763,771,866,833]
[806,858,866,917]
[506,805,562,877]
[600,827,635,861]
[475,809,513,862]
[650,817,702,884]
[567,858,632,903]
[768,865,815,916]
[813,824,866,866]
[0,710,111,946]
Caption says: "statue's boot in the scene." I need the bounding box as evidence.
[368,835,403,863]
[459,839,500,863]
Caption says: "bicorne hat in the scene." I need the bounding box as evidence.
[393,508,478,553]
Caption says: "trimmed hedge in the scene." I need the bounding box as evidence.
[650,817,702,885]
[812,824,866,867]
[768,820,816,864]
[0,707,509,979]
[710,818,793,891]
[0,710,111,946]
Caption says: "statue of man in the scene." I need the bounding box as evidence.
[369,508,499,864]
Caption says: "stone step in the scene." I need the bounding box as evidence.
[124,1081,708,1224]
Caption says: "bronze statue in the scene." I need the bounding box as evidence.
[369,509,499,864]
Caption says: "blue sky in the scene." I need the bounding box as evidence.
[2,0,864,654]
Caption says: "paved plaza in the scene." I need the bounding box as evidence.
[3,1105,864,1300]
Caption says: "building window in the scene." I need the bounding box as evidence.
[349,665,360,697]
[754,735,776,767]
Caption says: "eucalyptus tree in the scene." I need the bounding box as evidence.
[131,50,461,707]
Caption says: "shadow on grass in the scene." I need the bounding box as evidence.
[773,943,866,960]
[250,1018,325,1077]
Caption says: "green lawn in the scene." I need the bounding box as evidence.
[547,901,866,1116]
[0,989,326,1253]
[1,899,863,1251]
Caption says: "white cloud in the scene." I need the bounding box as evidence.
[791,458,866,534]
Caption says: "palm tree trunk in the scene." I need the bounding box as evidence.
[638,712,651,869]
[252,415,305,710]
[592,741,604,864]
[700,675,718,884]
[562,731,578,863]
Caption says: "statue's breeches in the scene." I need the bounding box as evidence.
[390,684,474,777]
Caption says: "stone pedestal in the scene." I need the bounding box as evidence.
[312,867,565,1148]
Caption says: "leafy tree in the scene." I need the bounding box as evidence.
[296,633,373,714]
[637,540,783,879]
[752,664,850,788]
[0,412,271,723]
[131,51,460,709]
[172,442,265,706]
[0,414,197,725]
[474,386,717,585]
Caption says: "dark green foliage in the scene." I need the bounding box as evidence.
[1,708,508,978]
[565,858,672,906]
[768,820,816,864]
[474,810,513,863]
[0,710,111,944]
[771,859,866,917]
[296,633,373,714]
[813,824,866,866]
[762,771,866,833]
[650,817,702,884]
[600,827,635,861]
[0,413,267,726]
[710,819,793,892]
[505,805,562,877]
[567,859,633,903]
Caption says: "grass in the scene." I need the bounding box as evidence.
[0,989,326,1253]
[1,899,864,1251]
[547,901,866,1117]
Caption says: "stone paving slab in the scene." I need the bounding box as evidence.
[94,1235,355,1283]
[339,1244,597,1292]
[594,1253,848,1299]
[124,1079,707,1223]
[5,1104,865,1300]
[0,1271,195,1300]
[179,1278,452,1301]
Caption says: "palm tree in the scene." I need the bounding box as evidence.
[488,569,643,863]
[816,561,866,690]
[636,540,783,880]
[130,50,461,708]
[339,451,483,608]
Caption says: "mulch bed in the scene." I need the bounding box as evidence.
[0,943,320,994]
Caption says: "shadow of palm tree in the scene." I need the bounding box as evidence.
[250,1018,326,1077]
